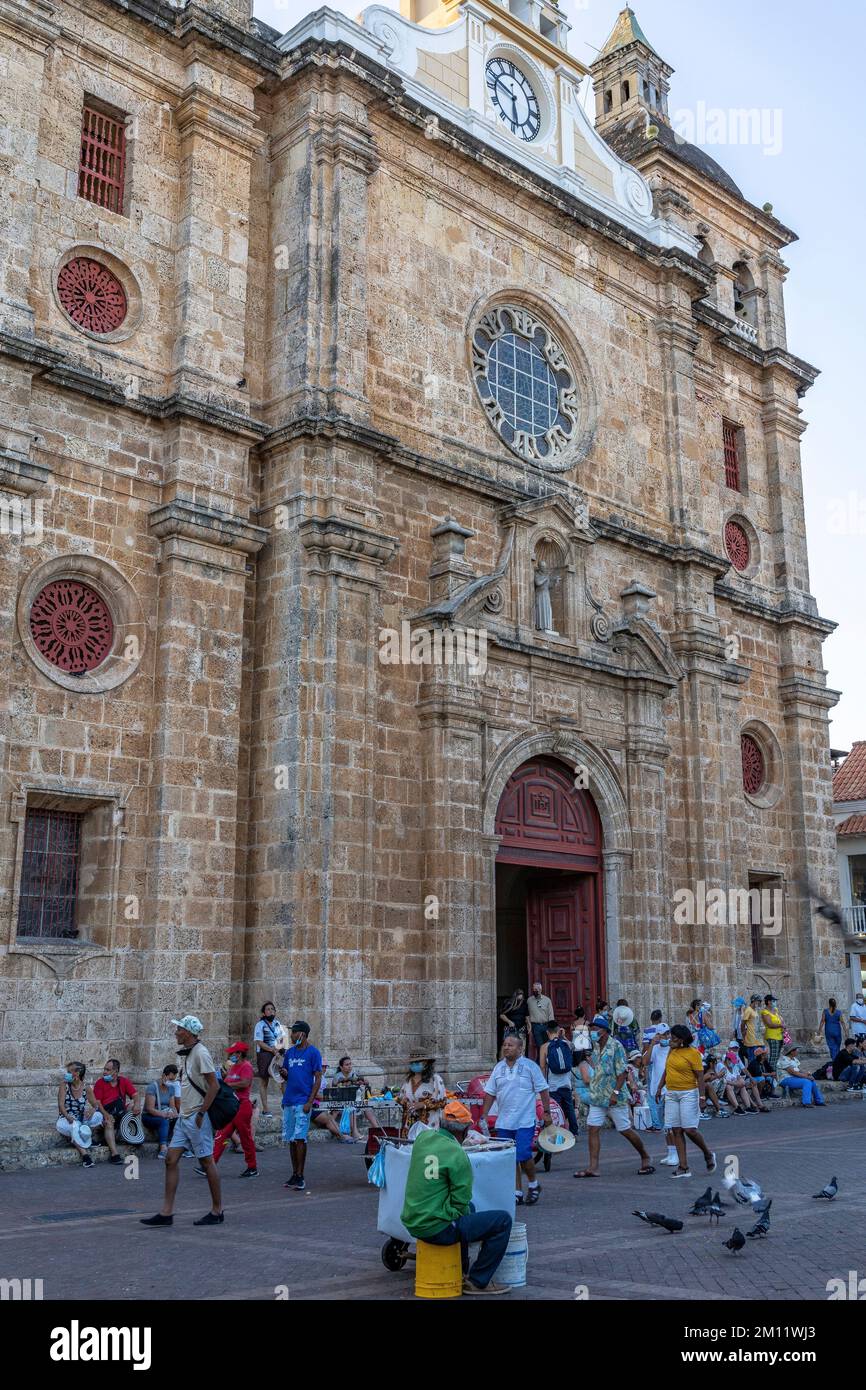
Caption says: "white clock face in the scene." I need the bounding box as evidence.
[486,58,541,142]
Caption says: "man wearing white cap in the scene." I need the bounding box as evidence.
[141,1016,224,1228]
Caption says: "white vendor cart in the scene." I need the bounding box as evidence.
[376,1137,516,1272]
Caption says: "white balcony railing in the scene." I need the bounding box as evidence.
[729,316,758,345]
[844,904,866,934]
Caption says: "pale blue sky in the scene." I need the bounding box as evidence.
[253,0,864,750]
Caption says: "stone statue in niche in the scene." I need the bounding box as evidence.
[534,559,557,634]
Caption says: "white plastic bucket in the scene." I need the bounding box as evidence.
[496,1220,528,1288]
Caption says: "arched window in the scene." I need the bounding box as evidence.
[732,260,758,328]
[604,89,613,113]
[621,80,630,102]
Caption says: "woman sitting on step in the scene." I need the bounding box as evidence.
[56,1061,100,1167]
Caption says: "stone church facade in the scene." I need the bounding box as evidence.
[0,0,844,1094]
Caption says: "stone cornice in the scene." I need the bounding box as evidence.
[0,335,268,438]
[0,0,60,48]
[0,449,53,497]
[715,582,836,636]
[93,0,282,74]
[300,513,400,582]
[691,302,820,395]
[778,675,841,715]
[592,517,729,576]
[174,83,266,157]
[148,499,268,555]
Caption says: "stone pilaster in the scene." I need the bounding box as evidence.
[138,498,266,1068]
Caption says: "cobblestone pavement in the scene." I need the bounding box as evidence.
[1,1104,863,1301]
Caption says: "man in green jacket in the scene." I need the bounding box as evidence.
[400,1101,512,1295]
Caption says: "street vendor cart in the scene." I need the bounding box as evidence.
[375,1136,516,1272]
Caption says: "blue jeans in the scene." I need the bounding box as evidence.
[779,1076,824,1106]
[550,1085,579,1137]
[838,1064,866,1087]
[647,1091,664,1129]
[826,1031,842,1060]
[142,1112,175,1144]
[530,1023,548,1058]
[425,1206,512,1289]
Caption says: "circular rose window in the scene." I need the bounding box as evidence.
[741,733,766,795]
[725,519,751,572]
[57,257,127,334]
[471,304,579,465]
[29,580,114,674]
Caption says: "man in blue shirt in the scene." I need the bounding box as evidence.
[278,1020,322,1193]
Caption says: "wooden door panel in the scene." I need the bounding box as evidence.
[527,874,602,1020]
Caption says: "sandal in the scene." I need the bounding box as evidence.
[637,1165,656,1175]
[573,1170,599,1178]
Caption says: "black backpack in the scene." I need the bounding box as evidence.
[547,1037,573,1077]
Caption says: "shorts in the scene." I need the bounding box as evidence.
[586,1104,632,1132]
[168,1113,214,1158]
[282,1103,311,1142]
[664,1089,700,1129]
[256,1051,273,1080]
[495,1125,535,1162]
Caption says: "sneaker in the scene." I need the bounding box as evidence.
[240,1168,258,1179]
[157,1148,168,1160]
[260,1111,273,1118]
[526,1186,541,1205]
[193,1211,224,1226]
[660,1155,678,1166]
[108,1154,123,1165]
[463,1278,511,1295]
[706,1152,717,1173]
[193,1165,207,1177]
[292,1178,306,1193]
[140,1213,173,1227]
[81,1155,94,1168]
[673,1168,692,1178]
[284,1175,300,1189]
[515,1192,525,1205]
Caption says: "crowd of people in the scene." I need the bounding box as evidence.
[50,985,866,1237]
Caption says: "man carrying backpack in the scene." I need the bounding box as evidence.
[540,1020,579,1136]
[140,1016,225,1229]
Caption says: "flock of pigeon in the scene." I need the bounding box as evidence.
[633,1172,838,1253]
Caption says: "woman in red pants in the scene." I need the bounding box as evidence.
[211,1042,258,1178]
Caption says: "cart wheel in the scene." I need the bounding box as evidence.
[381,1238,409,1272]
[542,1151,552,1172]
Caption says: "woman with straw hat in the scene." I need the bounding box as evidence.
[398,1052,447,1134]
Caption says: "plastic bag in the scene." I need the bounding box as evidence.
[367,1146,386,1188]
[339,1105,353,1135]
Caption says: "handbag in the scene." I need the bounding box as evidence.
[185,1045,240,1131]
[339,1105,353,1135]
[697,1026,721,1049]
[782,1029,792,1046]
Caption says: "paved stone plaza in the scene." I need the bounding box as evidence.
[2,1105,863,1302]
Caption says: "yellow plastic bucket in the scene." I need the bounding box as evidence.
[414,1239,463,1299]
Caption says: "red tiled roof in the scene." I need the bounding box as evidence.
[833,742,866,801]
[837,814,866,837]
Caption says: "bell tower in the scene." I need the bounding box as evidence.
[590,7,672,133]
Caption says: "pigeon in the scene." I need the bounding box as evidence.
[633,1209,683,1233]
[689,1186,713,1215]
[746,1203,771,1238]
[723,1227,746,1253]
[707,1192,728,1225]
[813,1176,838,1200]
[724,1174,764,1206]
[798,877,844,928]
[752,1197,772,1216]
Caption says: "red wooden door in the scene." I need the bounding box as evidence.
[527,874,602,1020]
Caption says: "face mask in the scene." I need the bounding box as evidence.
[659,1039,670,1048]
[590,1030,600,1042]
[64,1072,74,1082]
[103,1074,114,1083]
[409,1062,424,1074]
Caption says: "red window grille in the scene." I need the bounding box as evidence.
[57,257,127,335]
[78,104,127,213]
[29,580,114,673]
[741,734,766,796]
[723,421,741,490]
[16,809,84,939]
[725,519,751,572]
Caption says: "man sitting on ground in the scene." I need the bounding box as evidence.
[400,1100,512,1296]
[92,1058,140,1165]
